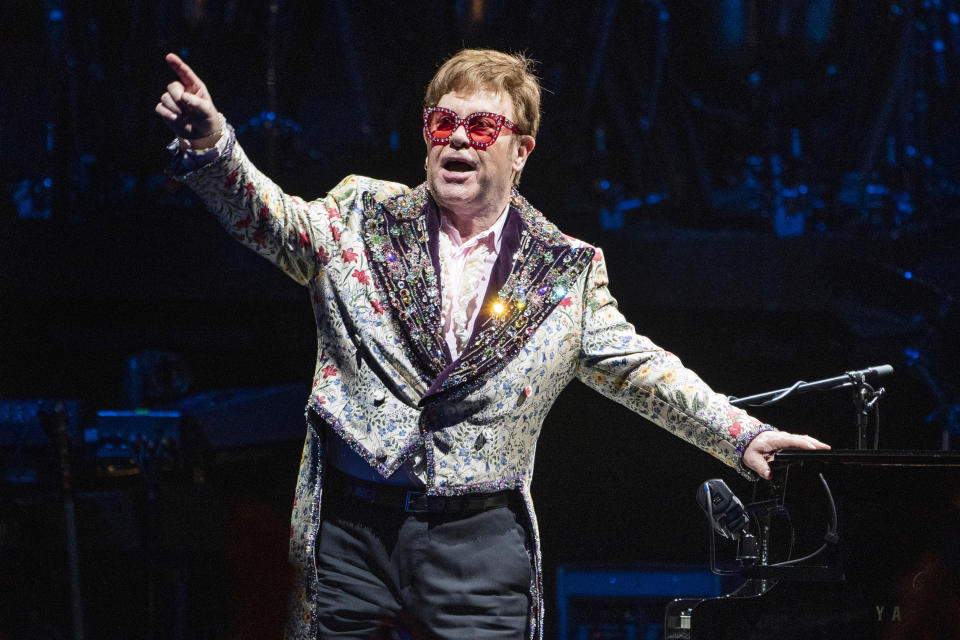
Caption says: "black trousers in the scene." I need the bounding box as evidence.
[314,473,533,639]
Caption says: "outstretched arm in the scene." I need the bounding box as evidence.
[576,248,830,479]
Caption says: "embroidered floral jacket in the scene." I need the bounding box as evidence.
[175,126,773,640]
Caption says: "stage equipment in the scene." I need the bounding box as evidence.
[728,364,893,450]
[696,479,750,541]
[556,564,727,640]
[87,410,181,478]
[666,450,960,639]
[0,399,82,486]
[694,472,838,583]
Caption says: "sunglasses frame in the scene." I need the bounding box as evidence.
[422,106,522,149]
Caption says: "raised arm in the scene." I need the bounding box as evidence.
[153,54,354,286]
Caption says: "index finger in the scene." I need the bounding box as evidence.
[165,53,204,91]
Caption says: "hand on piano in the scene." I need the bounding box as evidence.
[743,430,830,480]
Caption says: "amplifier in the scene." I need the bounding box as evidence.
[86,410,182,477]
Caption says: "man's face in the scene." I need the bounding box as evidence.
[424,88,533,219]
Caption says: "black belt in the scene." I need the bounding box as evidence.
[326,466,515,515]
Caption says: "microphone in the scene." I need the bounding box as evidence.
[847,364,893,379]
[696,479,750,540]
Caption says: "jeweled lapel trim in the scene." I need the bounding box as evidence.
[361,184,447,383]
[421,190,596,403]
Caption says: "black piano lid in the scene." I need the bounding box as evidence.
[772,449,960,468]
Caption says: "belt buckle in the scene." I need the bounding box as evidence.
[404,490,429,513]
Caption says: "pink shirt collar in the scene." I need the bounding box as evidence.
[438,204,509,254]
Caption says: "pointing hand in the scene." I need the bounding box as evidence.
[155,53,220,142]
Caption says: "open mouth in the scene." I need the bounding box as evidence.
[443,159,476,173]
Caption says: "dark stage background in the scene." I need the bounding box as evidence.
[2,1,959,639]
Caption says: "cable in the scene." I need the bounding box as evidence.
[770,473,838,566]
[746,380,805,407]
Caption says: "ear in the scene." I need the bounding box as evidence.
[511,135,535,173]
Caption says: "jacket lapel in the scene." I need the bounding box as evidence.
[363,184,596,405]
[420,190,595,404]
[360,184,448,384]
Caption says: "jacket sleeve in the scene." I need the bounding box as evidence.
[173,124,352,286]
[575,248,774,479]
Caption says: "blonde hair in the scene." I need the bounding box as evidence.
[424,48,541,140]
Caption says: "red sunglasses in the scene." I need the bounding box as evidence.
[423,106,522,149]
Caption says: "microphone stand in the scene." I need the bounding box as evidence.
[728,364,892,450]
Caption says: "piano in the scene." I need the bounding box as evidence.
[665,450,960,640]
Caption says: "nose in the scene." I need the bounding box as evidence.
[448,121,471,148]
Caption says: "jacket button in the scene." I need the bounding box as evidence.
[373,390,386,406]
[375,448,387,463]
[474,433,487,450]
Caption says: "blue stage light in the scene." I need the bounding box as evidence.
[49,9,64,21]
[933,39,946,52]
[904,270,913,279]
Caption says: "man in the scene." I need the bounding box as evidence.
[156,48,828,639]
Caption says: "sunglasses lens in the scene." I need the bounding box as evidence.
[466,115,498,144]
[427,111,456,139]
